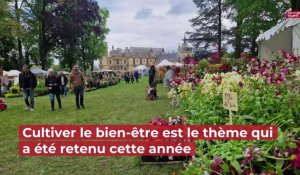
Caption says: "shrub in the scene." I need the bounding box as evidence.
[10,84,20,94]
[4,93,22,98]
[34,87,48,96]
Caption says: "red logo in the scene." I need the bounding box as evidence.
[285,10,300,18]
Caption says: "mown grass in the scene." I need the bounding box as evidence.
[0,78,183,175]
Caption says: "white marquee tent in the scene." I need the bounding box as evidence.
[31,68,48,76]
[4,70,21,77]
[256,18,300,60]
[133,65,149,76]
[156,59,175,67]
[175,62,183,67]
[133,65,148,71]
[3,71,13,77]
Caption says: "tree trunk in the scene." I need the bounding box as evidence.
[81,36,86,73]
[234,17,242,58]
[15,0,24,69]
[90,61,94,72]
[218,0,222,51]
[39,0,48,70]
[250,38,257,57]
[67,45,75,70]
[25,49,30,65]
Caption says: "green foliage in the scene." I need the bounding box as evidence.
[10,84,20,94]
[180,77,300,174]
[224,0,290,56]
[34,87,48,96]
[0,0,109,70]
[188,0,225,50]
[4,93,22,98]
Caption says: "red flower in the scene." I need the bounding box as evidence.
[209,50,223,64]
[220,64,231,72]
[291,141,300,168]
[0,99,7,111]
[210,157,223,175]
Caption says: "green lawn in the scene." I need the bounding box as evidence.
[0,78,183,175]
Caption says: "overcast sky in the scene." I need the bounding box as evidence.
[97,0,198,52]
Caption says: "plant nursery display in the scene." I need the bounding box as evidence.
[161,51,300,174]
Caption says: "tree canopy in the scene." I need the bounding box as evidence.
[0,0,109,71]
[188,0,291,57]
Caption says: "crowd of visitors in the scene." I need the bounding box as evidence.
[0,64,86,112]
[123,71,140,84]
[0,64,176,111]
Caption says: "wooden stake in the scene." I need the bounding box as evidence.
[229,110,233,125]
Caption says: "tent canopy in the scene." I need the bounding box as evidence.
[156,59,175,67]
[257,18,300,60]
[3,71,13,77]
[133,65,149,76]
[133,65,148,70]
[31,68,48,75]
[5,70,21,77]
[175,62,183,67]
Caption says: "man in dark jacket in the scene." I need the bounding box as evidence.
[59,71,68,97]
[19,64,37,111]
[46,69,62,111]
[149,65,156,87]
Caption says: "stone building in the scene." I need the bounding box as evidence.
[100,39,192,72]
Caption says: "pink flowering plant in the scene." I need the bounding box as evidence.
[166,51,300,174]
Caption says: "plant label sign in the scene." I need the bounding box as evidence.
[223,92,238,112]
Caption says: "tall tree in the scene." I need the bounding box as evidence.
[78,8,109,73]
[14,0,26,68]
[0,0,19,70]
[24,0,60,69]
[46,0,103,69]
[23,0,105,70]
[187,0,225,52]
[225,0,243,58]
[238,0,290,56]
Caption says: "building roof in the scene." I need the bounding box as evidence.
[156,53,180,60]
[109,47,164,58]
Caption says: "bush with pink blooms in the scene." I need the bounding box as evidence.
[164,52,300,174]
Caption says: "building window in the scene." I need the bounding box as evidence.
[117,60,119,65]
[109,60,111,64]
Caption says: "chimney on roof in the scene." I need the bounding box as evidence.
[112,45,114,51]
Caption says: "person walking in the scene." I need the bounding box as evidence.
[149,65,156,87]
[45,69,62,111]
[19,64,37,112]
[69,65,86,109]
[130,72,134,84]
[59,71,68,97]
[134,71,139,83]
[124,72,130,84]
[163,66,174,91]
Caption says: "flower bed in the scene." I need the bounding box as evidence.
[141,116,193,164]
[164,52,300,174]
